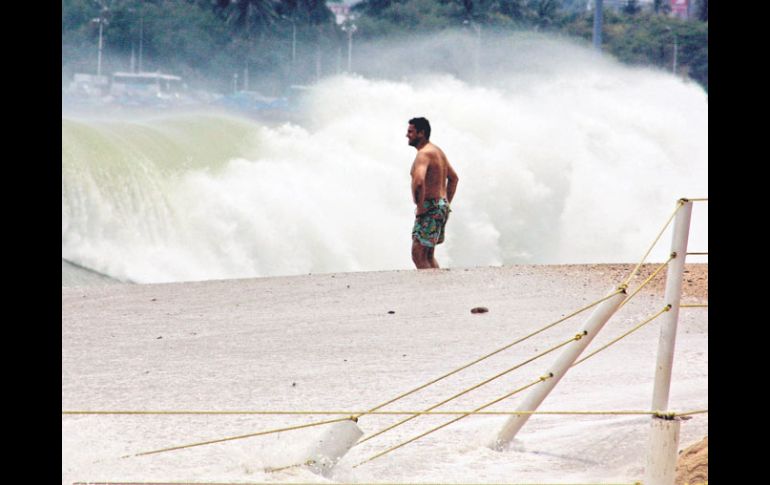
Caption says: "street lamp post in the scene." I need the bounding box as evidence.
[593,0,603,52]
[91,16,107,76]
[281,15,297,65]
[280,15,297,80]
[665,26,678,75]
[463,20,481,83]
[474,22,481,82]
[139,13,144,72]
[126,6,143,73]
[672,34,678,74]
[91,2,110,77]
[341,20,357,73]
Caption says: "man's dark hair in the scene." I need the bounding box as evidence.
[409,117,431,140]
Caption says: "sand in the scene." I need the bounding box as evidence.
[62,263,707,484]
[676,435,708,485]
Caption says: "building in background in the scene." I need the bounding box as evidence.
[669,0,690,19]
[584,0,694,18]
[327,1,350,24]
[326,0,362,24]
[585,0,653,12]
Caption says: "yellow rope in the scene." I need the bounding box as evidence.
[354,300,699,467]
[676,409,708,417]
[128,416,351,458]
[618,257,671,309]
[355,374,554,468]
[688,198,708,202]
[77,197,709,464]
[356,332,586,446]
[123,289,622,458]
[63,409,707,417]
[621,199,686,289]
[680,304,707,308]
[572,305,670,368]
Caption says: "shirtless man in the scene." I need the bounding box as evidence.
[407,117,459,269]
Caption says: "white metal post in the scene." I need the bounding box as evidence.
[643,416,682,485]
[643,199,693,485]
[651,199,693,412]
[493,288,626,449]
[307,419,364,473]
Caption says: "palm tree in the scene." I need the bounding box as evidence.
[214,0,280,35]
[279,0,334,26]
[696,0,707,21]
[529,0,561,29]
[213,0,281,89]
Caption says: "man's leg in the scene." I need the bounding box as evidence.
[412,240,432,269]
[427,247,439,268]
[427,210,447,269]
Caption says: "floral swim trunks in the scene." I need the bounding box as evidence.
[412,198,450,248]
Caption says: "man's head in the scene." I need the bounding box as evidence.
[407,117,431,147]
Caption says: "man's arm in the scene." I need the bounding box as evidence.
[446,160,459,204]
[411,155,429,212]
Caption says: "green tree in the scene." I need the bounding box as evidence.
[278,0,334,26]
[528,0,562,30]
[653,0,671,14]
[62,0,706,93]
[213,0,280,35]
[353,0,460,37]
[695,0,707,21]
[211,0,282,88]
[353,0,396,18]
[622,0,640,16]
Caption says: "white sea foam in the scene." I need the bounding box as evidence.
[62,31,707,283]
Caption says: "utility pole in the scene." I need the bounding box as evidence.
[462,19,481,82]
[139,13,144,72]
[92,16,106,76]
[342,20,357,72]
[672,35,678,74]
[665,26,678,75]
[593,0,603,52]
[91,2,110,77]
[473,21,481,83]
